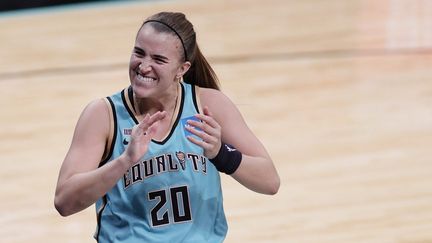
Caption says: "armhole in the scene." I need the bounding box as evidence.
[99,97,117,166]
[192,85,203,114]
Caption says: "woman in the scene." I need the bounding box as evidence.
[54,12,279,242]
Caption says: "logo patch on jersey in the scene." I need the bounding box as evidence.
[122,128,132,146]
[123,128,132,135]
[176,151,186,170]
[181,115,202,139]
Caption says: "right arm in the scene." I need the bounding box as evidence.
[54,99,165,216]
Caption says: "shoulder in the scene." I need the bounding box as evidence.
[198,87,232,107]
[82,98,111,117]
[74,98,111,137]
[197,87,241,121]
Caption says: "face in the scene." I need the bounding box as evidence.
[129,24,190,99]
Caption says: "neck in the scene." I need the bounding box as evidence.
[133,83,180,117]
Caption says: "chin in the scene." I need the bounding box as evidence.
[131,84,149,98]
[133,82,162,99]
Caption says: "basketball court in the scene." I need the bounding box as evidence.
[1,0,431,242]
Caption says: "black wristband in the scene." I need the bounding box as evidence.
[209,143,242,174]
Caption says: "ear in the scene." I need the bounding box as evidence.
[176,61,191,78]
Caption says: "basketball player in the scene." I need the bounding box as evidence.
[54,12,280,242]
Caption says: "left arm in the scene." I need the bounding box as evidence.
[186,87,280,195]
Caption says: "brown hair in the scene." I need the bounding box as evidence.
[140,12,220,90]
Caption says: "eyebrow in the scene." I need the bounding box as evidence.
[133,47,169,62]
[133,47,144,53]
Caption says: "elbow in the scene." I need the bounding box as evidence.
[266,175,280,195]
[54,194,73,217]
[261,163,280,195]
[253,173,280,195]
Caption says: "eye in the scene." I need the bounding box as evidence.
[154,58,166,64]
[133,47,145,57]
[135,51,144,57]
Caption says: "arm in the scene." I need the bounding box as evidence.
[54,99,166,216]
[187,88,280,195]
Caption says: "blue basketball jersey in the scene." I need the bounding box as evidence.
[94,83,227,243]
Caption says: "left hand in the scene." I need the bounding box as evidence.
[185,106,222,159]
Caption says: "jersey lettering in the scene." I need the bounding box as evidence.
[148,186,192,227]
[123,153,208,189]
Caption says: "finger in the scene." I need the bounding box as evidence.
[138,114,151,129]
[132,114,149,137]
[148,111,167,125]
[187,119,218,137]
[145,122,158,138]
[194,113,220,130]
[138,111,166,132]
[185,125,217,144]
[187,135,212,150]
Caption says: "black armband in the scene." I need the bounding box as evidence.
[209,143,242,174]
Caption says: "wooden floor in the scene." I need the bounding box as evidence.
[1,0,432,242]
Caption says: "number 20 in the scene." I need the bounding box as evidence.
[148,186,192,227]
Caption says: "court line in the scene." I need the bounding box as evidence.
[1,48,431,81]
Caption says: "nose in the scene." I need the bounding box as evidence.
[138,62,152,72]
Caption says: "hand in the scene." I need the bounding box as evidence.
[123,111,166,165]
[185,106,222,159]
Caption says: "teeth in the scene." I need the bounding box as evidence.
[137,73,156,82]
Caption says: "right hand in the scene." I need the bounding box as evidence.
[123,111,167,165]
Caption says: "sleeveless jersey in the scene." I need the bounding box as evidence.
[94,82,227,242]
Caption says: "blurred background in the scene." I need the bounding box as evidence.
[0,0,431,242]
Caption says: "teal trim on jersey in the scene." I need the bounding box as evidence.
[95,83,227,243]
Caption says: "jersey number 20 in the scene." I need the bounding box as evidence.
[148,186,192,227]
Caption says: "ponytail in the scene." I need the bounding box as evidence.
[183,45,220,90]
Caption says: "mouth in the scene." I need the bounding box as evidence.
[136,72,157,84]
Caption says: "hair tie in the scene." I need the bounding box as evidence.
[144,20,188,61]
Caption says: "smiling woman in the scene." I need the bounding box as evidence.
[53,11,280,243]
